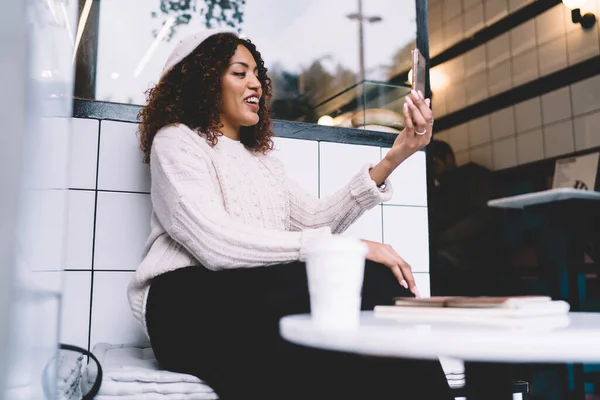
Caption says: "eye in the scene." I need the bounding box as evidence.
[233,71,246,78]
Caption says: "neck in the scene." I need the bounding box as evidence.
[219,119,241,141]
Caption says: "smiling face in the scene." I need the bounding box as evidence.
[219,44,262,138]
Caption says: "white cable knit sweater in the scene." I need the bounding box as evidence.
[128,124,393,335]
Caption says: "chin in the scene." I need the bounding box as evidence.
[241,114,260,127]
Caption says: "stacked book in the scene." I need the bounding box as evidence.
[374,296,571,327]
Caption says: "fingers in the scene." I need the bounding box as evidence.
[405,96,426,134]
[389,265,408,289]
[396,257,418,297]
[405,91,429,135]
[377,245,407,288]
[381,245,419,297]
[402,102,414,133]
[411,90,434,124]
[368,242,421,297]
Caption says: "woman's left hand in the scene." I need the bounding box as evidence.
[385,89,433,166]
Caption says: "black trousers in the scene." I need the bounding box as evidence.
[146,260,453,400]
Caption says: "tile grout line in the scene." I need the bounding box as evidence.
[65,269,136,273]
[86,120,102,353]
[69,187,150,195]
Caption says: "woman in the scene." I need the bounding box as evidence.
[128,28,450,400]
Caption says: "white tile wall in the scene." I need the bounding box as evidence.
[65,190,95,270]
[343,205,383,242]
[90,271,147,346]
[32,117,70,190]
[94,191,152,270]
[19,189,68,272]
[430,0,600,169]
[414,273,432,298]
[272,137,319,198]
[319,142,382,198]
[69,118,99,190]
[60,271,91,349]
[381,149,428,207]
[97,121,150,193]
[382,206,430,273]
[61,119,433,351]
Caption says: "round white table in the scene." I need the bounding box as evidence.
[280,311,600,399]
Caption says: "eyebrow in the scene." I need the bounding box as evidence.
[231,61,258,71]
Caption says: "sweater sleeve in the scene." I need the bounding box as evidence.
[281,161,393,234]
[150,131,331,270]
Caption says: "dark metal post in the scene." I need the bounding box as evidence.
[415,0,431,100]
[74,0,101,100]
[357,0,365,82]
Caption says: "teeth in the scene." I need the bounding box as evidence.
[245,97,259,104]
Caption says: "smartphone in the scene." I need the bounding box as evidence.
[411,48,426,96]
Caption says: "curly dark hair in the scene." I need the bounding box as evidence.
[138,33,274,164]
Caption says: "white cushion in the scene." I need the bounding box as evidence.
[82,343,218,400]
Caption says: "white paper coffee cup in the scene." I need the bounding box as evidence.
[304,236,368,330]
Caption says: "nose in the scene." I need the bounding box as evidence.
[248,74,261,92]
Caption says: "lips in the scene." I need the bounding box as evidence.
[244,95,260,112]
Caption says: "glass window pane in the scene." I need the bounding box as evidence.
[87,0,416,123]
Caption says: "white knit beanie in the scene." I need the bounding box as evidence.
[160,27,239,79]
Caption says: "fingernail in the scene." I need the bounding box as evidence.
[412,286,421,298]
[405,96,414,106]
[400,280,409,289]
[418,90,424,99]
[411,89,418,98]
[425,98,431,106]
[403,103,408,112]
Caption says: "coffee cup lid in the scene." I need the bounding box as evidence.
[305,236,368,255]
